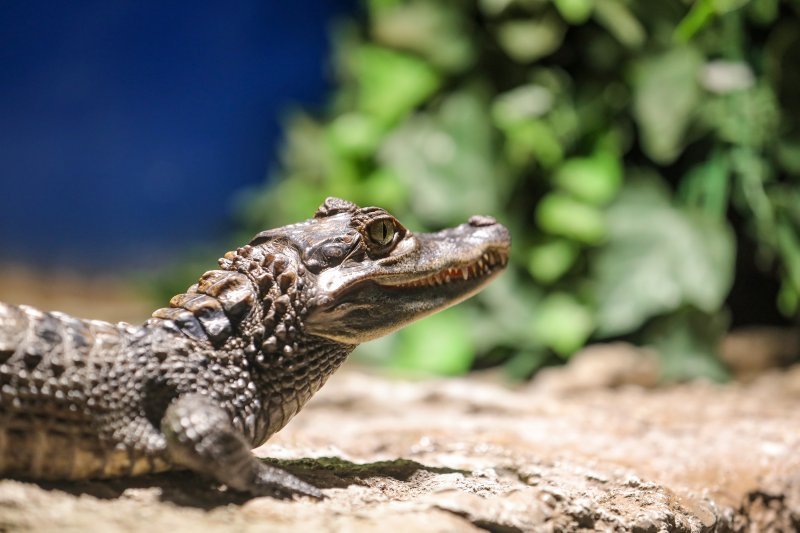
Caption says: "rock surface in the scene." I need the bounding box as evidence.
[1,356,799,532]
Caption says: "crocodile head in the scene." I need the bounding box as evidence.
[250,197,510,344]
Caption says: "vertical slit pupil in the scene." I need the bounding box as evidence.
[370,219,394,245]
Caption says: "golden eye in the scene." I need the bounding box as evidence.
[367,219,395,246]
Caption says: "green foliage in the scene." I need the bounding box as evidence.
[237,0,800,379]
[361,309,476,376]
[353,46,442,126]
[644,308,730,382]
[534,292,594,356]
[593,179,735,337]
[632,47,703,163]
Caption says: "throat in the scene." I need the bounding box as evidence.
[250,335,355,445]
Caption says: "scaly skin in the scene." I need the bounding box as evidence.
[0,197,510,498]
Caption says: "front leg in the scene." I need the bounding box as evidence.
[161,394,322,499]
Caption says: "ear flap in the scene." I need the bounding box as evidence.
[315,197,358,218]
[248,230,274,246]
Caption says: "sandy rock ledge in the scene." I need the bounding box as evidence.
[1,361,799,532]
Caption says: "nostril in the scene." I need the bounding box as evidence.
[468,215,497,227]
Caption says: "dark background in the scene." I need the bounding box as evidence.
[0,1,353,269]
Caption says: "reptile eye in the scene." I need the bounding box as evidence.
[367,219,395,246]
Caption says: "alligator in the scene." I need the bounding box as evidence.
[0,197,510,498]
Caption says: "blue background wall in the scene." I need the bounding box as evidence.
[0,1,353,269]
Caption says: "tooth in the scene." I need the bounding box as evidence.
[462,269,468,280]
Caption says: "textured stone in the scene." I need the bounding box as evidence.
[2,359,799,531]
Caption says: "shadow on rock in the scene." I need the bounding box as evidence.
[16,471,251,509]
[8,456,466,508]
[264,456,469,490]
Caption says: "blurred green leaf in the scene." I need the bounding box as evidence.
[501,119,564,169]
[327,113,384,157]
[676,0,752,39]
[492,85,555,127]
[778,280,799,316]
[748,0,779,25]
[702,84,779,148]
[776,221,800,300]
[534,292,595,356]
[710,0,751,14]
[675,0,715,41]
[527,239,579,284]
[478,0,515,17]
[594,179,736,336]
[388,308,475,375]
[552,151,623,205]
[593,0,645,48]
[503,349,550,380]
[536,192,607,244]
[497,14,566,62]
[278,113,328,183]
[470,270,543,352]
[678,150,730,218]
[731,147,777,247]
[371,2,475,72]
[632,47,703,163]
[355,45,442,126]
[244,179,325,229]
[358,168,409,210]
[777,139,800,175]
[644,309,729,382]
[554,0,593,24]
[367,0,403,13]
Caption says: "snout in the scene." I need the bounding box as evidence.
[464,215,511,253]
